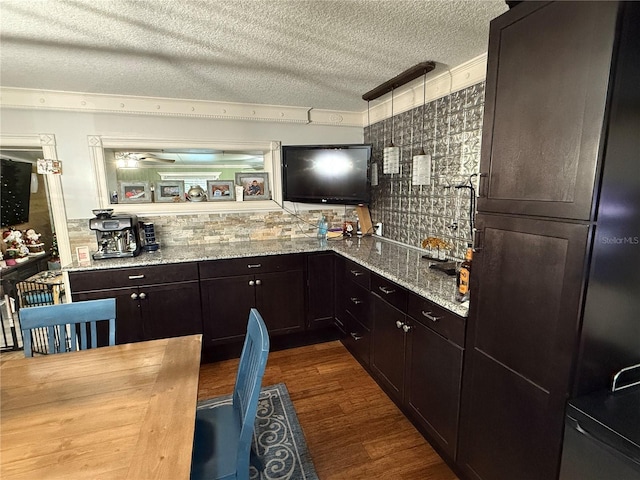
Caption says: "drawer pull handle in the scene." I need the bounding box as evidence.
[421,310,442,322]
[350,332,363,341]
[247,264,262,269]
[350,270,364,277]
[379,286,395,295]
[128,274,145,279]
[350,297,362,305]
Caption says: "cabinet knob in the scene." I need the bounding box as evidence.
[130,293,138,300]
[249,280,255,286]
[255,279,262,286]
[396,320,404,329]
[402,324,412,333]
[138,292,147,299]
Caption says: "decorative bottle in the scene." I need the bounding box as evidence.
[456,245,473,303]
[317,215,328,240]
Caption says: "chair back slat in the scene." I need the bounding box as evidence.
[232,308,270,480]
[19,299,117,357]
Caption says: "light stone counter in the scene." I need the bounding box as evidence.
[65,236,468,317]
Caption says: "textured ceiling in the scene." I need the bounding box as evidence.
[0,0,508,112]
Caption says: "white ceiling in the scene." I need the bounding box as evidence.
[0,0,508,113]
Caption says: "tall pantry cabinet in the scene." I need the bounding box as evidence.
[457,2,640,480]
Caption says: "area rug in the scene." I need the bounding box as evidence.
[197,383,319,480]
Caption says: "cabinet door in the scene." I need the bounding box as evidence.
[72,287,143,345]
[139,281,202,341]
[405,320,463,460]
[306,252,335,329]
[255,270,305,335]
[478,1,619,219]
[200,275,254,346]
[458,213,590,480]
[370,293,406,403]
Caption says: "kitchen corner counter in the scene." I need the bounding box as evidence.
[64,236,468,317]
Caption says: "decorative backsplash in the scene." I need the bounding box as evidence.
[66,207,354,255]
[366,82,484,260]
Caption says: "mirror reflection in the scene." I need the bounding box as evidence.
[104,148,265,204]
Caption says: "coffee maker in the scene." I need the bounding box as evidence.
[90,209,142,260]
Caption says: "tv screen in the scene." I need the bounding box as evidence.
[282,144,371,205]
[0,158,32,227]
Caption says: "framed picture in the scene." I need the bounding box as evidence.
[206,180,235,201]
[119,181,151,203]
[235,172,270,201]
[155,181,184,203]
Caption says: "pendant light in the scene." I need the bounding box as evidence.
[412,71,431,185]
[368,100,379,186]
[383,88,400,174]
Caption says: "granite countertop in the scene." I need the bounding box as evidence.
[65,236,468,317]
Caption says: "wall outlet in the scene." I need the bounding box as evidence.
[374,222,383,236]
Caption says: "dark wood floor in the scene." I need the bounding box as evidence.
[198,340,459,480]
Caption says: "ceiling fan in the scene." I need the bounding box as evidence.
[115,152,175,168]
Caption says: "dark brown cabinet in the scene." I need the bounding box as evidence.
[459,2,639,480]
[406,293,465,460]
[478,1,618,220]
[370,272,467,460]
[458,214,589,479]
[336,258,372,368]
[306,252,335,329]
[69,263,202,344]
[199,254,305,347]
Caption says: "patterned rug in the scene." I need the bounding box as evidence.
[197,383,319,480]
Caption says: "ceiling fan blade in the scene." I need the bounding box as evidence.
[137,154,175,164]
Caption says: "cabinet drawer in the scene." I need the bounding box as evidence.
[344,281,371,328]
[408,293,465,346]
[69,263,199,292]
[199,253,303,279]
[342,311,371,368]
[371,273,407,313]
[344,259,370,289]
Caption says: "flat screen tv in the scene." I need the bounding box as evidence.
[0,158,32,227]
[282,144,371,205]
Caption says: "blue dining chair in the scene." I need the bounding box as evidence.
[19,298,116,357]
[191,308,270,480]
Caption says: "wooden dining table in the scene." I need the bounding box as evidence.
[0,334,202,480]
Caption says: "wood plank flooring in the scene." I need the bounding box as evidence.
[198,340,459,480]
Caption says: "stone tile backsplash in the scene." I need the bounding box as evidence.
[366,82,484,260]
[66,207,354,255]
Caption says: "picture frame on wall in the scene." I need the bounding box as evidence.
[155,181,184,203]
[206,180,235,201]
[235,172,270,201]
[119,181,151,203]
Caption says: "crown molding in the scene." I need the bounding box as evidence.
[364,53,488,126]
[0,88,319,124]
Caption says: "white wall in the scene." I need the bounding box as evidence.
[1,108,363,219]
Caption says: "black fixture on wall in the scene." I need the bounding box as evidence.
[362,61,436,102]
